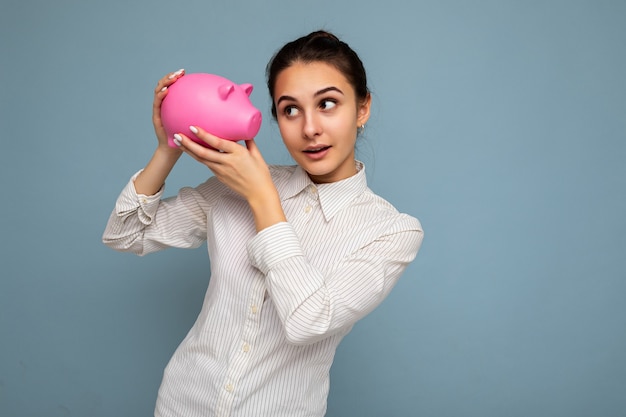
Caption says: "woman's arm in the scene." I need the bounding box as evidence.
[102,174,212,255]
[102,69,210,254]
[132,69,185,195]
[248,215,424,345]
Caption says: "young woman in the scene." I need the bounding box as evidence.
[103,30,423,417]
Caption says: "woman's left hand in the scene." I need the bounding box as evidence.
[173,126,275,204]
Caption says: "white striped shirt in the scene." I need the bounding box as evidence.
[103,161,423,417]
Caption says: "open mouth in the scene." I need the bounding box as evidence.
[303,146,331,154]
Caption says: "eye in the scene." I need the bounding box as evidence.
[320,99,337,110]
[283,105,300,117]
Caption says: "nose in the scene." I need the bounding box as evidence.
[302,113,322,140]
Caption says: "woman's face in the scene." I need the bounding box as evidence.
[273,61,371,183]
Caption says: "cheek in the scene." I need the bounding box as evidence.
[277,121,299,147]
[328,115,357,137]
[277,119,291,137]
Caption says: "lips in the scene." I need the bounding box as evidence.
[303,145,331,154]
[302,145,331,160]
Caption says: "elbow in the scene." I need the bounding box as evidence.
[101,234,118,250]
[282,315,340,346]
[101,234,146,256]
[284,329,329,347]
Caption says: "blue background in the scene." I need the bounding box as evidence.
[1,1,625,416]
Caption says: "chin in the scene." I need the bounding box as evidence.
[305,165,344,183]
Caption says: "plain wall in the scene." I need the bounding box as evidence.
[1,0,625,416]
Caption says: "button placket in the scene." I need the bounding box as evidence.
[303,185,319,215]
[218,280,264,413]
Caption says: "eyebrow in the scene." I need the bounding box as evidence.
[276,86,344,107]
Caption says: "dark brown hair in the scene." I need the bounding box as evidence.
[266,30,369,119]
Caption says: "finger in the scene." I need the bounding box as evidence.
[245,139,259,154]
[167,68,185,80]
[153,68,185,95]
[153,69,185,125]
[175,132,224,163]
[245,139,256,150]
[189,125,239,153]
[245,140,269,165]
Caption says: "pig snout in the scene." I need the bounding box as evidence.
[246,111,262,138]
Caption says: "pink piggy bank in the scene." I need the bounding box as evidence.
[161,73,262,148]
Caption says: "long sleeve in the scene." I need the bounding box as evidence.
[102,171,211,256]
[247,214,423,346]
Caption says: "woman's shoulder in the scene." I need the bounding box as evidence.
[361,188,423,232]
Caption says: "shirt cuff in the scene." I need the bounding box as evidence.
[247,222,304,275]
[114,170,165,224]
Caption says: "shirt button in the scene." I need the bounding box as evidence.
[225,383,234,392]
[242,343,250,353]
[251,305,258,314]
[304,205,312,213]
[141,198,148,204]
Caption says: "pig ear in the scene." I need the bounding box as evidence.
[240,83,254,96]
[218,84,235,100]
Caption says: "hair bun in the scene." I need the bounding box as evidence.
[308,30,340,42]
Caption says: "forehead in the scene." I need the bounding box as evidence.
[274,61,354,98]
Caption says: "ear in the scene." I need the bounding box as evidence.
[240,83,254,96]
[356,93,372,127]
[218,83,235,100]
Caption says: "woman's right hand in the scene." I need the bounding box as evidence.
[152,69,185,149]
[132,69,186,196]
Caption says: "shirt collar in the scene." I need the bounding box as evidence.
[281,161,368,222]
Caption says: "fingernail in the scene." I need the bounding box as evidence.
[160,86,167,92]
[173,134,182,146]
[189,126,198,134]
[168,69,185,79]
